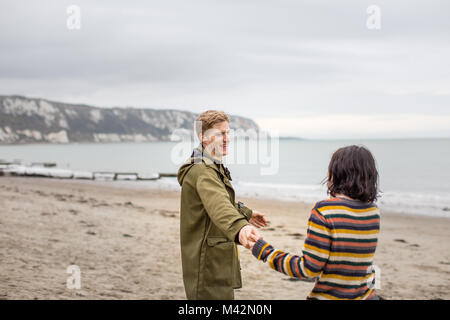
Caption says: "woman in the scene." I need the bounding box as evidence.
[251,145,381,300]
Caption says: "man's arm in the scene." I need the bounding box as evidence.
[236,202,268,228]
[235,201,253,220]
[196,169,251,242]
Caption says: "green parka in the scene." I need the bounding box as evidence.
[177,144,253,300]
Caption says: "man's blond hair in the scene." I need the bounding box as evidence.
[195,110,230,138]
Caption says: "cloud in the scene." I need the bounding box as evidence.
[0,0,449,138]
[256,114,450,139]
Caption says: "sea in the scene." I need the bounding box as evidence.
[1,138,450,218]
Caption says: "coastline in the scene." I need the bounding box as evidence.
[1,177,449,299]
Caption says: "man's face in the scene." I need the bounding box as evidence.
[202,121,230,158]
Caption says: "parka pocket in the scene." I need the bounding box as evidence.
[204,237,234,287]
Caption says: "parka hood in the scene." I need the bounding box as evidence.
[177,144,221,186]
[177,159,195,186]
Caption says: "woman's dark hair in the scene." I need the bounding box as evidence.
[325,145,379,203]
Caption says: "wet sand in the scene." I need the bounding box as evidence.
[0,177,449,299]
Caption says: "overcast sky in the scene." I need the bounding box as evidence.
[1,0,450,138]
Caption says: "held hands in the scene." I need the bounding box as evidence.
[249,211,267,228]
[240,211,267,250]
[238,225,262,250]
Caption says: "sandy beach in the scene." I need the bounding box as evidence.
[0,176,449,300]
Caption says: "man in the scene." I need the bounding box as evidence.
[177,110,267,300]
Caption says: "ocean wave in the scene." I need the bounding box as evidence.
[233,181,450,218]
[101,178,450,218]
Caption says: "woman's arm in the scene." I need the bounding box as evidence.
[252,208,332,280]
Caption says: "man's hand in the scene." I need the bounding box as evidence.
[249,211,267,228]
[238,225,262,249]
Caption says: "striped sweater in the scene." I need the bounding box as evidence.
[252,197,380,300]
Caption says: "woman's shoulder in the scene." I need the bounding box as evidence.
[313,197,377,211]
[313,197,344,209]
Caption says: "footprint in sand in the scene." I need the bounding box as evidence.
[92,202,109,207]
[121,201,145,210]
[283,277,315,283]
[157,209,179,218]
[41,212,57,216]
[68,209,79,215]
[53,193,68,202]
[79,220,96,227]
[288,232,304,239]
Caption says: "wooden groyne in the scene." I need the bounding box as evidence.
[0,164,175,181]
[92,172,161,181]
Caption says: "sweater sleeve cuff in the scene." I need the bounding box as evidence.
[252,239,274,261]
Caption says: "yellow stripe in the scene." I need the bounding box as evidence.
[308,221,331,234]
[332,228,379,235]
[268,250,282,270]
[257,243,270,260]
[320,272,373,282]
[304,243,375,258]
[309,221,379,235]
[304,243,331,256]
[303,265,321,277]
[320,205,377,213]
[329,251,375,258]
[285,256,294,277]
[361,288,374,300]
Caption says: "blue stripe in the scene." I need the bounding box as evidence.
[312,287,371,300]
[330,245,377,254]
[303,258,323,274]
[331,222,380,231]
[321,268,372,278]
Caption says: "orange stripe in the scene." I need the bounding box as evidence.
[324,264,370,271]
[311,209,327,222]
[257,243,270,260]
[303,253,325,268]
[278,253,285,272]
[308,233,332,244]
[294,257,301,277]
[328,217,380,225]
[332,241,377,247]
